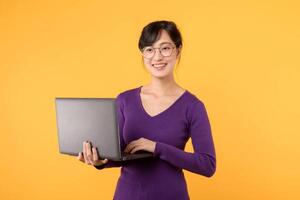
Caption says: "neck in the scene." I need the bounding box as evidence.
[146,75,179,96]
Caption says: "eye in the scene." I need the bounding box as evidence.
[145,48,153,52]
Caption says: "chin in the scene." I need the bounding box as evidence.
[151,71,173,79]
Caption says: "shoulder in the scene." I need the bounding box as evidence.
[116,86,139,103]
[185,90,208,122]
[185,90,205,107]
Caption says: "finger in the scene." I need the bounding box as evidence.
[79,152,85,162]
[124,140,133,153]
[130,145,143,154]
[124,140,138,153]
[124,144,131,153]
[94,158,108,167]
[127,143,138,154]
[78,152,85,162]
[128,138,146,152]
[102,158,108,164]
[92,147,108,165]
[92,147,99,162]
[83,141,89,164]
[86,141,93,164]
[126,143,137,153]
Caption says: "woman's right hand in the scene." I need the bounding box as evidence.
[77,141,108,167]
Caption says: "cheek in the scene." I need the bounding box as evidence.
[143,59,151,67]
[143,60,155,70]
[167,57,177,65]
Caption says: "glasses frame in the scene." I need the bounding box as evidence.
[141,43,177,59]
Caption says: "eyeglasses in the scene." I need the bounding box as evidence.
[141,43,176,59]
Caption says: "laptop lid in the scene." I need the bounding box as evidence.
[55,98,122,160]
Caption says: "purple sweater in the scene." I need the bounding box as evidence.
[95,86,216,200]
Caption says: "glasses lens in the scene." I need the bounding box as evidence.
[142,44,175,58]
[160,44,173,57]
[142,47,154,58]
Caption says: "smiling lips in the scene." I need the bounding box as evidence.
[152,63,167,68]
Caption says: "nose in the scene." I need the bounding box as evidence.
[152,49,163,60]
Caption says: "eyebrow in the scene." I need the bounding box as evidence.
[156,42,173,45]
[143,42,174,50]
[147,42,173,48]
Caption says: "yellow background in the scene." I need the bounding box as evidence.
[1,0,299,199]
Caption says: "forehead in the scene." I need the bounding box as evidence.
[152,29,174,46]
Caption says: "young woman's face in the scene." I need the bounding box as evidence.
[142,29,180,78]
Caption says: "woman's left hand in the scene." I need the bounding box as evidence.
[124,137,156,154]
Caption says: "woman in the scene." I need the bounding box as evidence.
[78,20,216,200]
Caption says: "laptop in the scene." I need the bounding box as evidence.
[55,98,153,161]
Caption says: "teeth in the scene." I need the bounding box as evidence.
[153,63,166,68]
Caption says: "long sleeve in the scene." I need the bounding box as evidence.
[95,94,126,170]
[153,100,216,177]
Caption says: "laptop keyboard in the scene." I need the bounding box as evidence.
[121,152,132,156]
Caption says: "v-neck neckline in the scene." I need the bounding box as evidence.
[137,85,188,119]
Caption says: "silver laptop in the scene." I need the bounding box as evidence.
[55,98,153,161]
